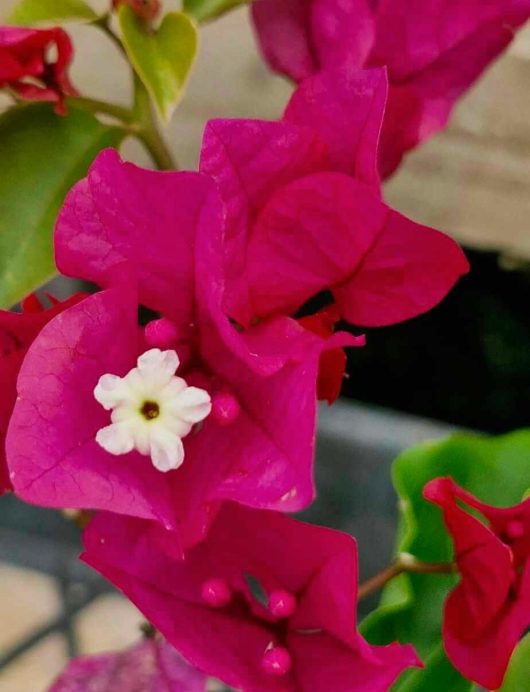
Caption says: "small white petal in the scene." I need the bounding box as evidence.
[150,430,185,472]
[94,348,210,473]
[172,386,212,424]
[132,424,152,456]
[122,367,147,396]
[94,374,128,410]
[160,376,188,399]
[137,348,179,385]
[96,423,135,456]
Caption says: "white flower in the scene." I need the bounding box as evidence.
[94,349,211,472]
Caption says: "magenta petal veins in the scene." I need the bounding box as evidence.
[94,348,212,473]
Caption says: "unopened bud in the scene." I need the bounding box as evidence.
[112,0,161,22]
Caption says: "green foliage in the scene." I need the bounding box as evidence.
[183,0,248,23]
[394,645,471,692]
[0,104,124,308]
[361,430,530,691]
[118,6,198,122]
[499,634,530,691]
[7,0,98,25]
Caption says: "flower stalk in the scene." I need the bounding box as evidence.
[133,74,177,170]
[358,552,456,601]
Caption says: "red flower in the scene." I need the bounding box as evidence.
[0,293,85,494]
[299,305,362,404]
[424,477,530,690]
[0,26,78,115]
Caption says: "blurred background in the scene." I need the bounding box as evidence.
[0,0,529,689]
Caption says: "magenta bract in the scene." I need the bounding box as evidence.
[424,477,530,689]
[200,69,469,328]
[48,637,207,691]
[7,150,354,544]
[0,293,85,494]
[251,0,530,175]
[82,504,421,691]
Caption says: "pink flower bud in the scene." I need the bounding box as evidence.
[261,646,292,676]
[201,578,232,608]
[268,590,297,618]
[505,519,525,541]
[211,392,240,425]
[144,319,179,349]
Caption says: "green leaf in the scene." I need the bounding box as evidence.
[118,6,198,122]
[183,0,248,23]
[0,103,124,308]
[394,645,472,692]
[499,634,530,691]
[7,0,98,25]
[361,430,530,691]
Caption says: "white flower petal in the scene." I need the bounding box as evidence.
[150,430,185,472]
[96,423,135,456]
[132,424,152,456]
[94,374,128,410]
[172,386,212,424]
[94,349,210,473]
[137,348,179,385]
[122,367,147,397]
[164,415,193,438]
[160,376,187,399]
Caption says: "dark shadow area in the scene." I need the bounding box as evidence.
[343,249,530,433]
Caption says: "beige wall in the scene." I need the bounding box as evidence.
[2,0,530,260]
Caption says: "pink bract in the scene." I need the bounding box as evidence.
[0,293,85,494]
[424,477,530,690]
[0,26,77,115]
[7,150,355,545]
[200,68,468,328]
[251,0,530,175]
[82,504,421,691]
[48,637,207,691]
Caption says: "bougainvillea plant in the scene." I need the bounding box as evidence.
[0,1,529,690]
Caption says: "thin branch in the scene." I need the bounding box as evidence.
[94,13,127,56]
[133,74,178,170]
[67,96,135,125]
[358,552,456,601]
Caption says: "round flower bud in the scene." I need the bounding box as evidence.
[144,319,179,349]
[261,646,292,676]
[269,590,297,618]
[201,578,232,608]
[211,392,241,425]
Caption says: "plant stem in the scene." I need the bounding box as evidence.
[94,13,127,56]
[67,96,135,124]
[133,74,177,170]
[358,552,456,601]
[138,124,177,170]
[80,16,177,170]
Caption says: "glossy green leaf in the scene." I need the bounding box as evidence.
[0,103,124,308]
[361,430,530,691]
[7,0,98,25]
[394,645,471,692]
[499,634,530,691]
[183,0,248,22]
[118,6,198,122]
